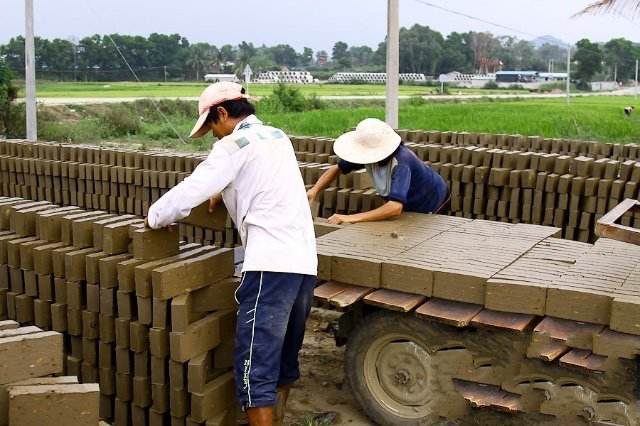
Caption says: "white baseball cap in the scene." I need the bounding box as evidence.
[189,82,249,138]
[333,118,401,164]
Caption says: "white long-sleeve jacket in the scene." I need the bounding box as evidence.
[147,115,317,276]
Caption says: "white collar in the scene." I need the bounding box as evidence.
[233,115,262,133]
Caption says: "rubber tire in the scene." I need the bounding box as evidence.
[344,310,442,426]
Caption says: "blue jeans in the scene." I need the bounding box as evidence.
[234,271,316,409]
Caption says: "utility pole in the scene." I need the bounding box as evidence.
[385,0,399,129]
[24,0,37,141]
[635,59,638,99]
[566,44,571,105]
[614,63,618,83]
[163,66,167,83]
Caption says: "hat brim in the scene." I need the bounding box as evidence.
[334,131,401,164]
[189,110,211,139]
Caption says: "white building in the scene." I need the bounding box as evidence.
[204,74,240,83]
[255,71,314,84]
[328,72,427,84]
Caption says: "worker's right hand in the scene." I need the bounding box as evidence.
[209,194,222,212]
[307,189,317,204]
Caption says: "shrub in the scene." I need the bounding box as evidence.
[259,84,325,113]
[98,104,141,137]
[0,61,18,136]
[483,81,499,89]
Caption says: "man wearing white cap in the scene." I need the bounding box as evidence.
[308,118,449,224]
[145,82,317,426]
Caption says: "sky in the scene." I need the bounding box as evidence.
[0,0,638,51]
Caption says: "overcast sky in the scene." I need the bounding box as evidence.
[1,0,638,51]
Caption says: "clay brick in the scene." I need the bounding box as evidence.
[102,219,144,255]
[152,249,234,300]
[65,247,100,282]
[100,253,133,290]
[169,311,232,363]
[131,227,180,261]
[32,242,67,275]
[189,372,235,423]
[179,202,228,231]
[0,331,63,384]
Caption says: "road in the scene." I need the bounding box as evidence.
[18,87,638,106]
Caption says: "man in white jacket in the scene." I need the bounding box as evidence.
[146,82,317,426]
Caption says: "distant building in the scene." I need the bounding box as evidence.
[328,72,427,84]
[496,71,567,84]
[316,52,329,65]
[204,74,240,83]
[256,71,314,84]
[443,72,495,88]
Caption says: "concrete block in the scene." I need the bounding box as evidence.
[131,227,180,261]
[0,331,63,384]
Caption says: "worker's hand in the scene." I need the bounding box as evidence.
[209,194,222,212]
[328,214,354,225]
[144,217,175,232]
[307,188,317,204]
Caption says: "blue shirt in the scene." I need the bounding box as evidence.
[338,145,448,213]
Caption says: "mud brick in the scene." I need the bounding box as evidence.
[624,181,638,199]
[0,330,63,384]
[130,321,149,353]
[116,373,133,402]
[60,211,107,246]
[171,296,206,334]
[103,219,144,255]
[65,247,100,282]
[32,299,51,329]
[100,314,115,343]
[151,355,168,386]
[51,246,76,278]
[13,204,59,237]
[0,265,8,291]
[380,261,432,296]
[7,237,38,268]
[170,388,188,418]
[138,297,152,325]
[67,308,82,336]
[8,383,99,426]
[149,328,170,359]
[610,297,640,335]
[23,270,37,297]
[14,294,34,324]
[152,299,170,329]
[116,347,133,375]
[116,291,135,320]
[132,376,151,408]
[66,281,84,310]
[131,404,148,426]
[85,251,109,284]
[99,253,133,290]
[134,351,150,379]
[152,249,234,300]
[134,244,211,298]
[82,310,99,339]
[189,372,235,423]
[53,277,67,304]
[32,242,67,275]
[130,227,180,261]
[51,303,67,332]
[18,240,49,271]
[99,287,115,316]
[169,311,232,363]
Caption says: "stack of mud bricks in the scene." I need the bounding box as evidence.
[290,134,640,244]
[0,139,238,248]
[3,134,640,244]
[317,213,640,337]
[0,196,240,426]
[0,320,100,426]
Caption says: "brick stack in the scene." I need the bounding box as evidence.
[0,320,100,426]
[317,213,640,335]
[2,133,640,245]
[0,196,239,426]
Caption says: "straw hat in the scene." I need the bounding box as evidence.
[189,82,249,138]
[334,118,401,164]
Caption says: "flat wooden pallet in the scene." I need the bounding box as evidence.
[471,309,536,332]
[415,298,483,328]
[363,289,426,313]
[453,379,522,413]
[559,349,607,373]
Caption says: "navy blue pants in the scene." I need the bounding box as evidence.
[234,271,316,409]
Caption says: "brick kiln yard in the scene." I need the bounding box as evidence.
[2,130,640,425]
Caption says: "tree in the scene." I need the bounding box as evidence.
[269,44,298,68]
[603,38,638,81]
[332,41,351,67]
[399,24,444,74]
[300,47,314,67]
[186,43,214,81]
[0,59,18,136]
[349,46,374,67]
[579,0,640,15]
[574,38,604,83]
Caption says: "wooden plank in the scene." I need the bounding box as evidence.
[314,281,350,302]
[559,349,607,372]
[595,199,640,245]
[471,309,536,332]
[363,289,426,313]
[328,285,373,309]
[415,298,482,327]
[453,379,522,413]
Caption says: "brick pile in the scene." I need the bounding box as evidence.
[317,213,640,334]
[0,320,99,426]
[0,197,239,426]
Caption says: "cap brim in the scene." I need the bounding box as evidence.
[334,131,401,164]
[189,110,210,139]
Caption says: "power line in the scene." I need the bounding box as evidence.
[411,0,543,40]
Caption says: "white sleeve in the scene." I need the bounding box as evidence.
[146,145,235,229]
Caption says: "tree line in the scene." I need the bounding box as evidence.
[0,25,638,82]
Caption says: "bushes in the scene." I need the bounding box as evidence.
[483,81,499,89]
[98,104,141,137]
[259,84,326,113]
[0,60,18,137]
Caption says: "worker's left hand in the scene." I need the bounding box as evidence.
[328,214,355,225]
[209,194,222,212]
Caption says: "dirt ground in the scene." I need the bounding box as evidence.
[285,308,373,426]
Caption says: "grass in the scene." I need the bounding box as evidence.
[8,96,639,152]
[16,81,529,98]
